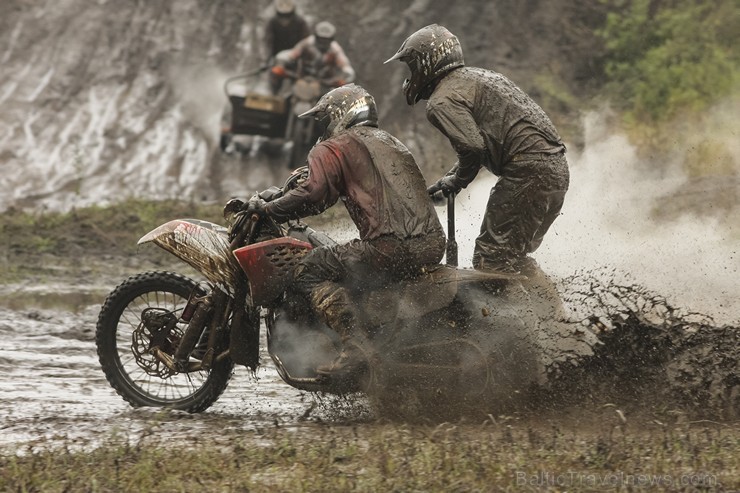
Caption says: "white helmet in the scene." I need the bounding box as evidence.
[274,0,295,15]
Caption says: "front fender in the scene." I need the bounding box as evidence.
[138,219,239,291]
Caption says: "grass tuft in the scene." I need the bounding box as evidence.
[1,421,737,492]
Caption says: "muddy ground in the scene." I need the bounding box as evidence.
[0,259,376,453]
[1,213,737,456]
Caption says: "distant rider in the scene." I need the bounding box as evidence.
[244,84,445,377]
[270,21,356,94]
[263,0,310,62]
[385,24,569,278]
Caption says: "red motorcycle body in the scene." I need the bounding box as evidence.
[233,237,312,306]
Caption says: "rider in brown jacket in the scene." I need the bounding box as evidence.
[249,84,445,376]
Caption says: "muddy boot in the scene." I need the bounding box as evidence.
[515,257,567,321]
[316,337,369,378]
[310,282,357,329]
[474,256,521,275]
[310,283,371,378]
[472,257,521,294]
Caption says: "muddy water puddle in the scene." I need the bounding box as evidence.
[0,284,367,453]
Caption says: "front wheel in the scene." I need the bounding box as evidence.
[219,131,232,153]
[288,118,313,169]
[96,271,234,412]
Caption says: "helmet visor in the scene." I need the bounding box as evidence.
[315,37,332,53]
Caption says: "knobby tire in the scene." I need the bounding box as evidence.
[95,271,234,413]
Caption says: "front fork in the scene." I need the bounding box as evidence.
[150,288,229,373]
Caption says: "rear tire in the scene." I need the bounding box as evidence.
[219,132,232,153]
[96,271,234,412]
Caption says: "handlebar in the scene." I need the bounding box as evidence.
[272,68,342,89]
[428,189,458,266]
[445,193,458,267]
[229,212,262,250]
[223,67,270,98]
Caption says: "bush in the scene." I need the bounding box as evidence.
[599,0,739,125]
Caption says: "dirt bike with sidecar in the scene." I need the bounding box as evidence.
[96,168,586,415]
[219,68,330,169]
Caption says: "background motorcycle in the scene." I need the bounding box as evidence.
[219,66,338,170]
[280,72,325,169]
[96,168,580,415]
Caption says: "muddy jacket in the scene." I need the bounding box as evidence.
[265,14,311,58]
[277,36,356,86]
[265,126,443,242]
[427,67,565,185]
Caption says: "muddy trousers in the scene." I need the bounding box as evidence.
[292,234,446,338]
[472,153,569,273]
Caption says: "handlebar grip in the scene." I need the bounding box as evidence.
[430,190,446,204]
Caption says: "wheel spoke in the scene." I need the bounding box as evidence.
[98,272,233,411]
[116,287,206,402]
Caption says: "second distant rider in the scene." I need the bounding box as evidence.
[270,21,356,94]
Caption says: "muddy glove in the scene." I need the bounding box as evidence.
[223,198,245,220]
[321,77,346,88]
[427,175,463,197]
[243,196,267,216]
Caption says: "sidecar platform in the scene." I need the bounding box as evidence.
[229,92,288,139]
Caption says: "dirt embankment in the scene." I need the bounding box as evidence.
[0,0,606,211]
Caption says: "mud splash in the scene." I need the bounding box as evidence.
[546,269,739,420]
[348,268,737,423]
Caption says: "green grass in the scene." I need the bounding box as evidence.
[0,199,226,284]
[2,421,737,492]
[0,198,350,259]
[0,198,224,259]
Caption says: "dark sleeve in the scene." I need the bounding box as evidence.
[264,19,275,58]
[298,17,311,40]
[285,37,307,64]
[427,95,485,187]
[263,143,344,222]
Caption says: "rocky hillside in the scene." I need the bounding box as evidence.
[0,0,605,211]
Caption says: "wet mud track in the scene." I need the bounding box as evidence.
[0,282,360,453]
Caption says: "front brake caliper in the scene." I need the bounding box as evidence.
[140,308,180,352]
